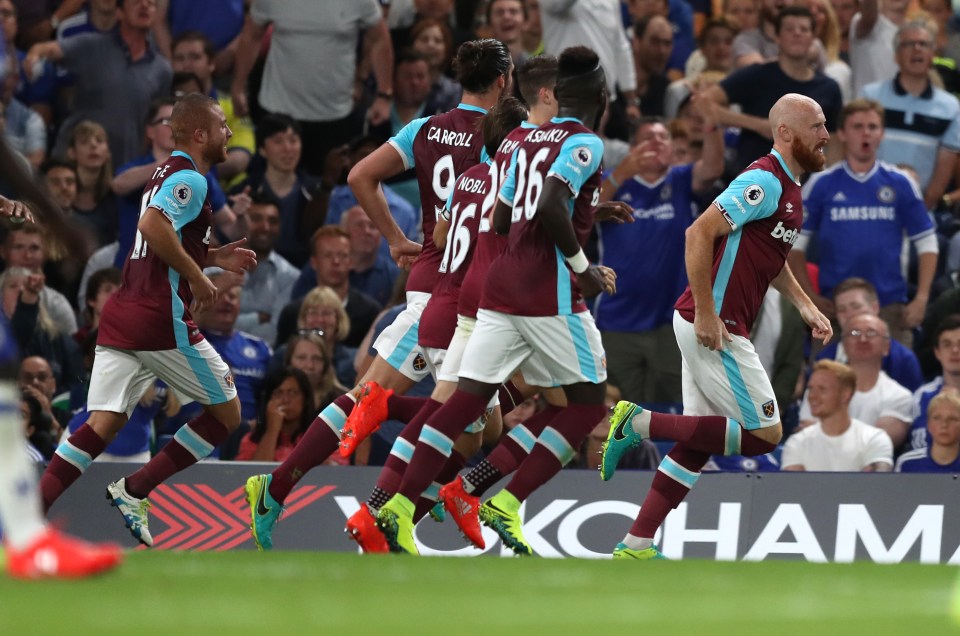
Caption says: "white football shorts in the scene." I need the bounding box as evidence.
[87,340,237,416]
[374,291,431,382]
[673,311,779,430]
[458,309,606,387]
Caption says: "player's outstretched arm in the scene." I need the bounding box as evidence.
[538,177,613,297]
[347,144,422,268]
[206,237,257,274]
[771,262,832,345]
[139,207,217,313]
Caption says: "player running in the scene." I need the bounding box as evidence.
[374,46,618,555]
[39,94,257,546]
[600,93,834,559]
[243,39,514,551]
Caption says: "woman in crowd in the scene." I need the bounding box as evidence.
[284,331,347,412]
[410,17,462,113]
[0,266,80,391]
[236,367,316,462]
[66,120,117,248]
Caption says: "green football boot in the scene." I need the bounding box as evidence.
[479,490,532,556]
[600,401,646,481]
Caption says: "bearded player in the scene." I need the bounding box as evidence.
[600,93,834,559]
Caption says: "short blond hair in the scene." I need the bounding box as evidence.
[928,390,960,419]
[812,359,857,395]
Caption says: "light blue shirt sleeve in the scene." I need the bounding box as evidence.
[713,168,783,230]
[387,116,430,170]
[546,133,604,196]
[150,169,208,232]
[497,149,519,206]
[942,103,960,152]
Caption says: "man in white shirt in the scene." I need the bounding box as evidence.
[540,0,640,121]
[784,359,894,471]
[799,313,913,446]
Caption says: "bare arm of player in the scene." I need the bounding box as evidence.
[785,248,834,318]
[771,261,833,345]
[538,178,616,298]
[139,207,218,313]
[433,215,451,251]
[492,198,512,235]
[206,237,257,274]
[684,204,734,351]
[347,144,422,268]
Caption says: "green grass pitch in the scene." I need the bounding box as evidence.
[1,551,957,635]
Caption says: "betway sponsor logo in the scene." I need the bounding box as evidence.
[335,497,954,563]
[770,221,799,244]
[829,206,897,222]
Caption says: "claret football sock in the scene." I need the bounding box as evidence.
[506,403,606,501]
[367,399,444,511]
[396,390,489,502]
[41,423,107,511]
[388,395,431,422]
[648,413,768,456]
[125,411,230,498]
[629,443,710,540]
[268,393,357,503]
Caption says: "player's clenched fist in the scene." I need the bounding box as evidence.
[576,265,615,298]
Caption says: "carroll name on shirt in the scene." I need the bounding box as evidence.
[427,126,474,147]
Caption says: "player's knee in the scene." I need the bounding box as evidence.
[750,422,783,446]
[208,398,242,431]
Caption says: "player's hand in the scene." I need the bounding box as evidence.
[811,293,835,320]
[215,237,257,274]
[800,302,833,345]
[576,265,614,298]
[594,201,635,224]
[0,196,35,224]
[389,237,422,270]
[694,311,732,351]
[189,274,218,315]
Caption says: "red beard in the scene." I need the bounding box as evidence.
[792,135,826,173]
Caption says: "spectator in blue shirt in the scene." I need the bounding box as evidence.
[897,390,960,472]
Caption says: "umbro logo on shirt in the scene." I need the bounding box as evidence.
[832,191,847,202]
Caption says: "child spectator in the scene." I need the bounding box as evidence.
[897,391,960,472]
[284,332,347,412]
[66,120,117,248]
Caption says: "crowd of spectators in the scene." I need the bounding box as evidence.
[6,0,960,474]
